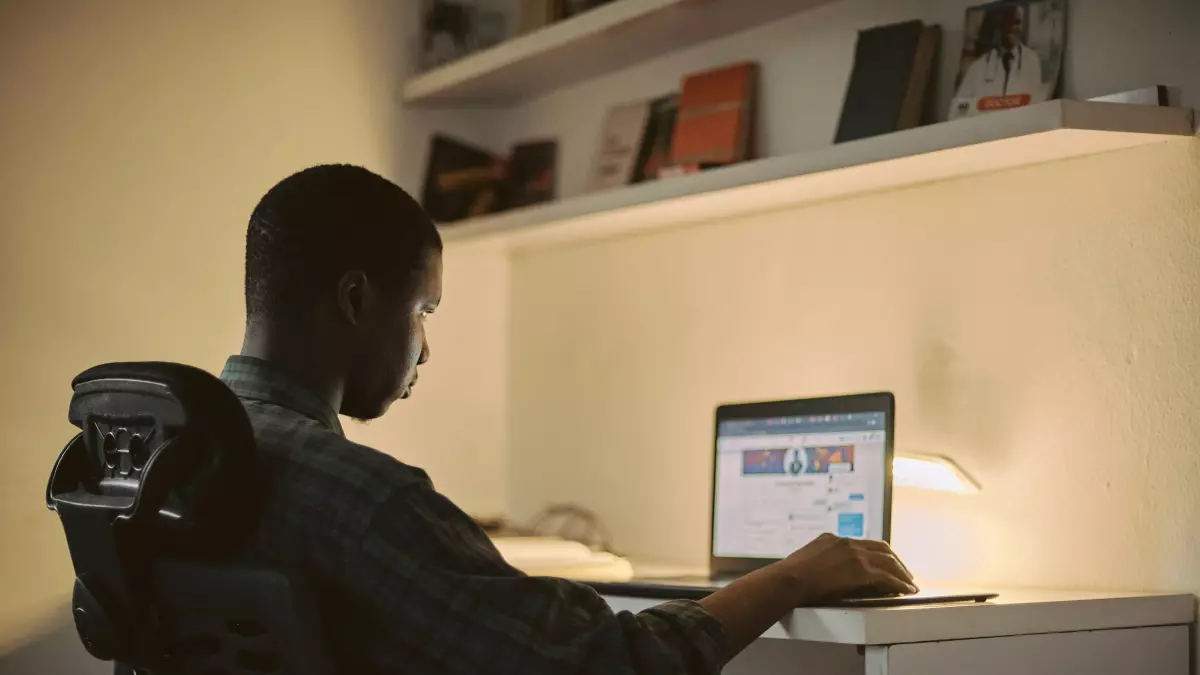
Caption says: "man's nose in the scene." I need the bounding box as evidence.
[418,337,430,365]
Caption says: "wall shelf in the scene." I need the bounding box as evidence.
[403,0,831,105]
[439,100,1195,250]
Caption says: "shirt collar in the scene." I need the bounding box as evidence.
[220,355,344,436]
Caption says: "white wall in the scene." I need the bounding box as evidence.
[0,0,508,659]
[502,0,1200,594]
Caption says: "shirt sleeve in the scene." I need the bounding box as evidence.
[341,480,727,675]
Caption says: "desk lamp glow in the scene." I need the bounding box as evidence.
[893,453,979,493]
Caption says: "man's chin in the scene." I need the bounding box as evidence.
[343,400,392,423]
[378,393,403,413]
[343,387,412,422]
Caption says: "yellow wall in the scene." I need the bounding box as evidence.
[0,0,508,652]
[509,137,1200,595]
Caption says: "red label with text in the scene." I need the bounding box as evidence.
[977,94,1032,111]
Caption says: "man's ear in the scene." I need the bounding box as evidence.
[336,270,373,327]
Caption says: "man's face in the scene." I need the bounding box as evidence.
[1000,6,1024,48]
[341,247,443,420]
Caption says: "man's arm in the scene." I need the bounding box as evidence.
[700,535,916,656]
[345,483,725,675]
[348,482,913,673]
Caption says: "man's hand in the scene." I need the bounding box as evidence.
[779,533,917,606]
[699,534,917,659]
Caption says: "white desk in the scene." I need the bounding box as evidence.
[601,589,1196,674]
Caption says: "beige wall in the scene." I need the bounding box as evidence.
[0,0,508,653]
[510,137,1200,593]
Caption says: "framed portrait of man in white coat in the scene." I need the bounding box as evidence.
[949,0,1066,120]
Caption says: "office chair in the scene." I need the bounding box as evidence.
[47,362,333,675]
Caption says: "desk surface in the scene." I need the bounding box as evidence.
[601,588,1196,645]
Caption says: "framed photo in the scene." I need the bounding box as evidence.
[948,0,1066,120]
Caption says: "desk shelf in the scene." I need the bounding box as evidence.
[439,100,1195,250]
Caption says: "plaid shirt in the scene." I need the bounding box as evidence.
[220,356,726,675]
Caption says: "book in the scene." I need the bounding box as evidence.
[669,62,758,169]
[588,100,652,192]
[835,21,941,143]
[631,94,678,183]
[421,134,506,223]
[505,140,558,209]
[948,0,1066,120]
[490,536,634,582]
[519,0,556,34]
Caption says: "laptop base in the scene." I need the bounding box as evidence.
[588,578,997,607]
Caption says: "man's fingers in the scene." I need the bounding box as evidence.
[848,540,914,579]
[852,539,898,557]
[868,568,918,595]
[851,540,911,574]
[862,549,915,585]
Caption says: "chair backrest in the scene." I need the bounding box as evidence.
[47,362,333,675]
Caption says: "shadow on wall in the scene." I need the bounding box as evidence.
[0,606,108,675]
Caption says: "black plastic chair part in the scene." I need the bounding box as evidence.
[46,362,333,675]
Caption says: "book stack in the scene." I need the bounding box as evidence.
[420,136,506,224]
[586,95,685,191]
[586,60,758,191]
[422,136,559,224]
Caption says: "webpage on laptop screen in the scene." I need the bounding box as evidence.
[713,412,887,559]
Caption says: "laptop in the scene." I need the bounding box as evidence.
[590,393,996,607]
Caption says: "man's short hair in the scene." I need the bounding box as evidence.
[245,164,442,324]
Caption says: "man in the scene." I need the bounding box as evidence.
[223,164,916,674]
[950,3,1045,119]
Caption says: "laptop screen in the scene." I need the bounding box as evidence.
[712,410,889,559]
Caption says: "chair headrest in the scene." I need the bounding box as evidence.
[50,361,257,551]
